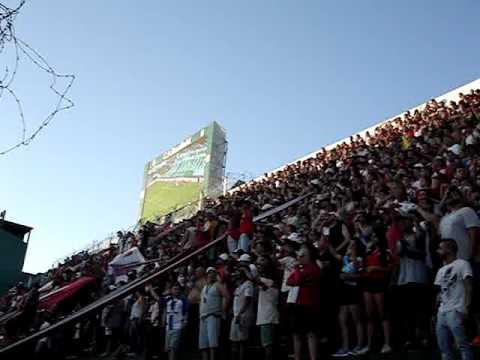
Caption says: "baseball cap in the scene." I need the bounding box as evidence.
[261,204,274,211]
[218,253,229,261]
[447,144,461,155]
[239,254,251,262]
[288,233,303,244]
[206,267,217,274]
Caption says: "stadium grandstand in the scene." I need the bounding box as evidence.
[1,78,480,360]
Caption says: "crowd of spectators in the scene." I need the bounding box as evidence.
[1,88,480,360]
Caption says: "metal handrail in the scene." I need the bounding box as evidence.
[0,192,313,355]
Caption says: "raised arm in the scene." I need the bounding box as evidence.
[328,244,342,262]
[335,223,352,253]
[146,284,160,301]
[416,206,440,229]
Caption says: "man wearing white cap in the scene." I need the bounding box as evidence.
[199,267,230,360]
[230,263,255,360]
[239,253,259,279]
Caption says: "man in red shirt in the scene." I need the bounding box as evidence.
[238,201,254,253]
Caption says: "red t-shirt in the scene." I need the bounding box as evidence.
[287,263,321,306]
[240,209,254,236]
[195,225,209,249]
[364,249,392,281]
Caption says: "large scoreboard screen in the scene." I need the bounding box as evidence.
[140,122,226,222]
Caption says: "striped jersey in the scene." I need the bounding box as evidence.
[163,295,188,331]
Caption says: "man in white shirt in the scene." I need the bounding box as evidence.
[278,244,298,295]
[435,239,473,360]
[255,256,279,360]
[199,268,230,360]
[163,283,188,360]
[439,187,480,260]
[230,265,255,360]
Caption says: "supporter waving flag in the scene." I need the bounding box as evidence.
[108,247,146,283]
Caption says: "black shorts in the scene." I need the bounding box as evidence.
[361,278,389,294]
[338,283,362,305]
[288,305,319,334]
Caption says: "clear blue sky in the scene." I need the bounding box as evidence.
[1,0,479,273]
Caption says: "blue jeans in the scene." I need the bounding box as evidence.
[238,234,251,252]
[436,310,473,360]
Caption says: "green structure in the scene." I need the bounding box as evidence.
[139,121,227,222]
[0,220,32,295]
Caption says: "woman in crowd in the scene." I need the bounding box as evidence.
[331,242,367,357]
[353,212,374,249]
[362,231,393,354]
[286,244,321,360]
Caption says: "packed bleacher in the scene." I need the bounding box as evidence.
[2,86,480,360]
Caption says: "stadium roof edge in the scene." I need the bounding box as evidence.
[0,219,33,237]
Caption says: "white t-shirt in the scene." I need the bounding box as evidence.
[439,207,480,260]
[279,256,297,293]
[256,278,279,326]
[434,259,473,314]
[233,280,255,318]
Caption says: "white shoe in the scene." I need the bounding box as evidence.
[353,346,369,355]
[332,348,350,357]
[380,344,392,354]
